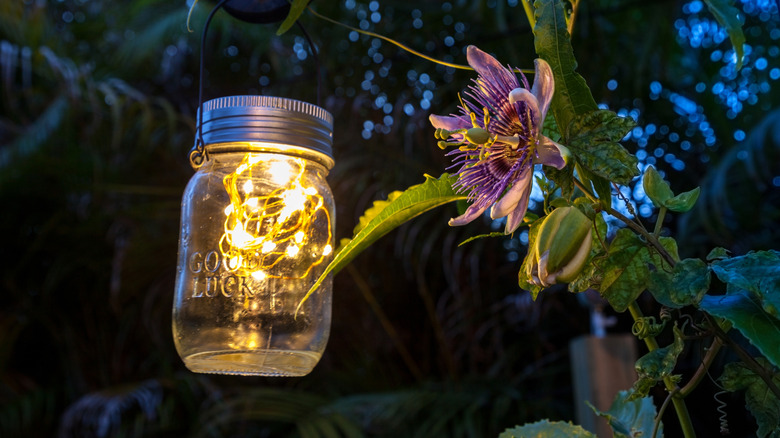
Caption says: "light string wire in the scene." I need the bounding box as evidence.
[306,6,535,75]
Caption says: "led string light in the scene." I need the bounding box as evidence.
[219,154,333,280]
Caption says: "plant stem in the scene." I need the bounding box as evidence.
[629,302,697,438]
[572,177,677,267]
[679,336,723,398]
[653,390,675,438]
[705,314,780,400]
[653,207,667,238]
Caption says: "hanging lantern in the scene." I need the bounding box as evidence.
[173,95,335,376]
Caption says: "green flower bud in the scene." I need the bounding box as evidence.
[465,127,491,145]
[527,206,592,287]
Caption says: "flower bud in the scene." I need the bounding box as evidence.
[527,206,592,287]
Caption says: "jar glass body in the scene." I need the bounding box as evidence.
[173,149,334,376]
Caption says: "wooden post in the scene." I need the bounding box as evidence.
[570,334,637,437]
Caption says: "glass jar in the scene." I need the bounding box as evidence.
[173,95,335,376]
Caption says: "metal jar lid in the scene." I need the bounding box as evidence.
[195,95,334,169]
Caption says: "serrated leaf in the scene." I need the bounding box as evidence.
[348,190,403,240]
[276,0,307,36]
[649,258,710,308]
[630,325,684,399]
[568,110,639,185]
[545,165,574,200]
[532,0,598,137]
[500,420,597,438]
[699,290,780,368]
[589,390,662,438]
[642,166,674,207]
[720,358,780,437]
[598,229,651,312]
[704,0,746,69]
[299,174,466,309]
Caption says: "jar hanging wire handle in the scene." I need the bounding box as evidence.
[190,0,229,169]
[189,1,322,169]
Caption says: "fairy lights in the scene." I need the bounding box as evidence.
[218,154,333,280]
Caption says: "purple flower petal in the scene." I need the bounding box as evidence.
[448,202,489,227]
[531,59,554,121]
[490,166,533,220]
[466,46,519,93]
[535,136,567,170]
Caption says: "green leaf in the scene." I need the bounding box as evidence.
[711,250,780,320]
[589,390,661,438]
[545,165,575,200]
[532,0,598,137]
[576,163,612,209]
[630,325,684,399]
[720,358,780,437]
[664,187,700,213]
[598,229,651,312]
[649,258,711,308]
[499,420,597,438]
[641,166,700,212]
[276,0,307,36]
[707,247,730,261]
[704,0,746,69]
[567,110,639,186]
[699,290,780,368]
[299,174,467,309]
[458,232,506,247]
[711,250,780,299]
[642,166,674,207]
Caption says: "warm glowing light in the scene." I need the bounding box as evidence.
[268,160,294,184]
[229,221,253,248]
[218,155,332,279]
[261,241,276,253]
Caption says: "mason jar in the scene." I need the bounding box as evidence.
[173,95,335,376]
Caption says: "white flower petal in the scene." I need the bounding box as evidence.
[449,202,489,227]
[531,58,554,120]
[509,87,541,130]
[429,114,469,131]
[535,136,569,170]
[490,167,533,220]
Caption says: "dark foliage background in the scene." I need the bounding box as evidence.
[1,0,778,437]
